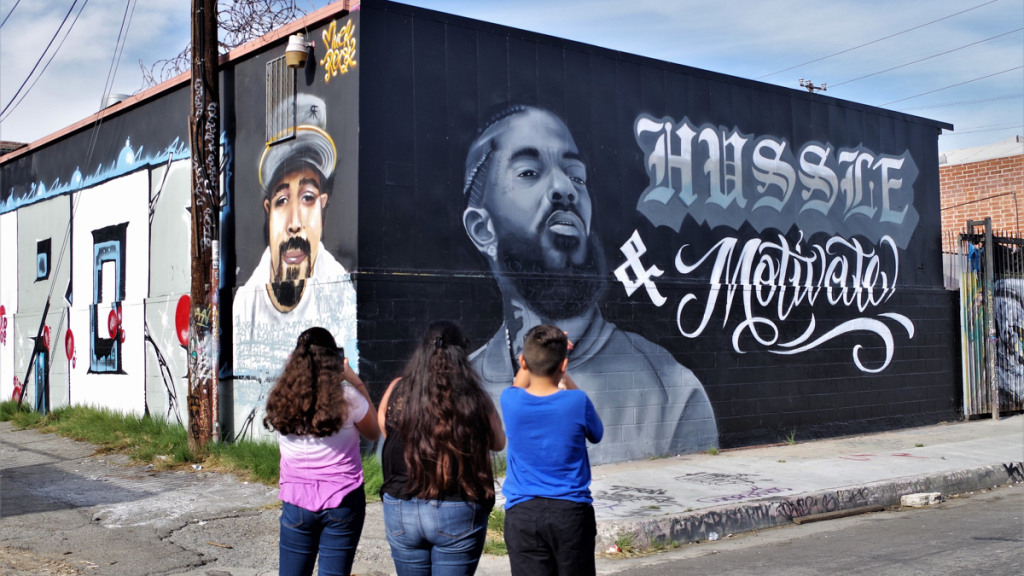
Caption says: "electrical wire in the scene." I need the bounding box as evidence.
[0,0,91,123]
[879,65,1023,107]
[897,93,1022,112]
[943,123,1024,136]
[757,0,1004,80]
[49,0,138,307]
[830,27,1023,88]
[0,0,80,119]
[0,0,21,29]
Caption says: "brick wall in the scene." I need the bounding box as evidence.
[941,155,1024,248]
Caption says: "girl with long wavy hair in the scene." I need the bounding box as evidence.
[264,326,381,576]
[376,321,506,575]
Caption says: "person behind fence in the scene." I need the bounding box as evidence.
[501,324,604,576]
[263,326,382,576]
[376,321,506,575]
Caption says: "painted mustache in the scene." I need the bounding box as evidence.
[278,236,312,276]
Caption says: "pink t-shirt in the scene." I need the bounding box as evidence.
[277,384,369,511]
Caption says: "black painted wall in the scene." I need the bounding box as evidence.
[355,0,959,462]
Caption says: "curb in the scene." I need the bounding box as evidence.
[596,461,1024,552]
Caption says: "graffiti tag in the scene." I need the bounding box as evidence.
[595,485,679,506]
[675,472,762,486]
[320,19,357,83]
[0,305,6,346]
[696,485,792,504]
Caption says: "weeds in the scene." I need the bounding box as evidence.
[483,507,507,555]
[785,429,797,445]
[915,443,924,448]
[615,533,636,555]
[0,402,385,500]
[704,446,719,456]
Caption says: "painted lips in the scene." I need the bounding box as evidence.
[283,250,307,265]
[545,210,585,237]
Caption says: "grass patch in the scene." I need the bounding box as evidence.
[704,446,719,456]
[915,443,924,448]
[0,400,43,427]
[785,429,797,445]
[362,454,383,501]
[482,506,507,555]
[0,402,384,500]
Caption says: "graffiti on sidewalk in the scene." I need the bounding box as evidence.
[674,472,763,486]
[696,485,792,504]
[594,485,680,514]
[1004,462,1024,483]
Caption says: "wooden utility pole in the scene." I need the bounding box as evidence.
[187,0,220,449]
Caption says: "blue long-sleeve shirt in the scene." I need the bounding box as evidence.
[500,387,604,508]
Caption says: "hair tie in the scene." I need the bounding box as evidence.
[434,337,444,349]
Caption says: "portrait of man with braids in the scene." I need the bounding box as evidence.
[461,104,717,463]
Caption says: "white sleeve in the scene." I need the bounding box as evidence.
[343,384,369,427]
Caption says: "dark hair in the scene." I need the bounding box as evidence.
[263,327,349,437]
[462,104,533,211]
[389,321,496,502]
[522,324,568,377]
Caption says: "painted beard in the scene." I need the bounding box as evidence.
[272,236,311,308]
[496,225,606,321]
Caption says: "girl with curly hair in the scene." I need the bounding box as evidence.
[376,320,506,576]
[264,326,381,576]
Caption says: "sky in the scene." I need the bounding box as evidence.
[0,0,1021,152]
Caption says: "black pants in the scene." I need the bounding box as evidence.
[503,497,596,576]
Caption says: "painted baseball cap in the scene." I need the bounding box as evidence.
[259,93,337,191]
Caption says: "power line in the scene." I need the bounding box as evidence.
[757,0,1004,80]
[897,93,1022,111]
[944,123,1023,135]
[0,0,91,123]
[0,0,80,119]
[0,0,21,29]
[879,65,1024,107]
[830,27,1023,88]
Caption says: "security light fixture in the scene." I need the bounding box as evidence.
[285,33,311,69]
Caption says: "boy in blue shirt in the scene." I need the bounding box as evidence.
[500,325,604,576]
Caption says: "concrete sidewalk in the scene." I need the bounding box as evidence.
[3,415,1022,576]
[586,415,1023,553]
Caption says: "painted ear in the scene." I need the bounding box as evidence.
[463,207,497,260]
[264,198,270,215]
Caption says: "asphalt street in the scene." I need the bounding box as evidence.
[601,484,1024,576]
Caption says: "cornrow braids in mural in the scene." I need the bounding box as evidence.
[461,105,718,464]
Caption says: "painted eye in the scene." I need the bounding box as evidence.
[570,175,586,186]
[516,169,538,178]
[274,196,288,207]
[301,192,317,204]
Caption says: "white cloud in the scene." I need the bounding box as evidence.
[0,0,1020,151]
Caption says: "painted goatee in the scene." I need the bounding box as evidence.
[497,229,606,321]
[272,236,311,307]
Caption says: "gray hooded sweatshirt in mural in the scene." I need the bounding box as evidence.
[471,315,717,464]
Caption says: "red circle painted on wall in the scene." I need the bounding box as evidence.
[175,295,190,347]
[42,326,51,350]
[65,329,75,360]
[108,310,119,338]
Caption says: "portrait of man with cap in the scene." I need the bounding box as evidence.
[461,104,717,463]
[233,94,357,395]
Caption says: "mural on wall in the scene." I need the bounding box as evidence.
[232,92,357,438]
[461,105,717,460]
[995,278,1024,406]
[631,115,917,373]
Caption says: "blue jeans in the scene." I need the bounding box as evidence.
[382,493,489,576]
[279,485,366,576]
